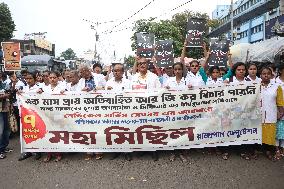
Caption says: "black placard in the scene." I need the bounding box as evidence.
[208,38,230,67]
[155,39,174,68]
[136,33,155,58]
[186,18,206,47]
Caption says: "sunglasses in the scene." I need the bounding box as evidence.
[191,65,199,68]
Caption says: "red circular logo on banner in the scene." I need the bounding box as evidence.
[20,106,47,144]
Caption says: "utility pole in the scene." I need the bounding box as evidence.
[230,0,234,43]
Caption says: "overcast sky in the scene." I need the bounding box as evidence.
[3,0,232,64]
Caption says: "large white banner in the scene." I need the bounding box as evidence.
[19,83,261,152]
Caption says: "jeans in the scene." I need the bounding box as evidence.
[0,112,10,153]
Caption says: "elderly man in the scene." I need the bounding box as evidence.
[78,64,99,92]
[105,63,132,161]
[66,70,81,92]
[131,57,161,161]
[131,57,161,90]
[105,64,130,91]
[78,64,104,160]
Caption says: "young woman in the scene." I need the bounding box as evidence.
[41,71,66,162]
[275,64,284,159]
[226,62,248,84]
[164,62,189,162]
[164,63,190,91]
[260,67,284,161]
[246,63,261,82]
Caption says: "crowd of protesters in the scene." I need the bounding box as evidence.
[0,42,284,163]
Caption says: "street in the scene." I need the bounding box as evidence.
[0,137,284,189]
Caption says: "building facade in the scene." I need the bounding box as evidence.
[210,0,281,44]
[6,39,55,57]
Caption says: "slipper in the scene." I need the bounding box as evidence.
[169,153,176,162]
[84,154,92,161]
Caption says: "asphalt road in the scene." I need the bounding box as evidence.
[1,137,284,189]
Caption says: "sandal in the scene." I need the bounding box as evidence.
[169,153,176,162]
[43,154,52,163]
[222,153,229,160]
[95,154,103,160]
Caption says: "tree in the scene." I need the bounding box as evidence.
[131,10,221,59]
[0,2,16,42]
[60,48,77,60]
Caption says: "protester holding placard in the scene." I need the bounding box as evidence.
[131,57,161,90]
[180,40,205,87]
[260,67,284,161]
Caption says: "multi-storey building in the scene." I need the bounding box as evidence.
[209,0,282,44]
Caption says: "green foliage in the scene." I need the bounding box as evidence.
[0,2,16,42]
[60,48,77,60]
[124,55,135,67]
[131,10,221,59]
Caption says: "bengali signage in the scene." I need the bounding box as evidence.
[19,84,261,152]
[265,15,284,39]
[1,42,21,71]
[208,38,230,67]
[136,33,155,58]
[155,39,174,68]
[186,17,206,47]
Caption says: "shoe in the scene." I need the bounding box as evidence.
[0,153,6,159]
[151,151,159,161]
[4,148,13,153]
[124,153,132,161]
[110,153,121,160]
[18,152,32,161]
[34,153,42,160]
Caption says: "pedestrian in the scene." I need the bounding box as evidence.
[18,71,42,161]
[40,71,65,162]
[260,66,284,161]
[275,64,284,159]
[131,57,161,161]
[0,72,12,159]
[164,62,190,162]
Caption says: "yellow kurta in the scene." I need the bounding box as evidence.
[262,86,284,146]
